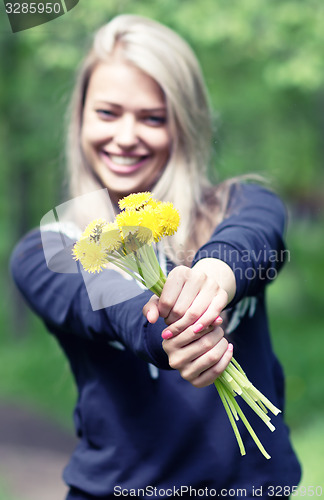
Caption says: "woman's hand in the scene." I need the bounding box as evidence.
[142,258,236,387]
[162,323,233,388]
[143,258,236,337]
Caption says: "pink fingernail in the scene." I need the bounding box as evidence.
[227,343,233,352]
[193,323,204,334]
[162,330,173,340]
[215,316,223,324]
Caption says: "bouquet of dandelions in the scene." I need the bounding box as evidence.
[72,192,280,459]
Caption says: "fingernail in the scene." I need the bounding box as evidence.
[193,323,204,334]
[227,343,233,352]
[162,330,173,340]
[215,316,223,324]
[147,310,154,323]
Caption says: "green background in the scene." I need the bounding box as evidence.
[0,0,323,496]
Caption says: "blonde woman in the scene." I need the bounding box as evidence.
[11,15,301,500]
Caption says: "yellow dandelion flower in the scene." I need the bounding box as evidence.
[120,225,139,239]
[146,198,159,210]
[123,232,140,253]
[157,202,180,236]
[119,225,142,252]
[82,218,108,242]
[136,226,154,245]
[103,221,118,231]
[118,192,152,211]
[72,239,107,273]
[120,226,153,252]
[81,245,108,273]
[72,238,90,262]
[100,228,123,252]
[140,206,163,242]
[116,209,142,229]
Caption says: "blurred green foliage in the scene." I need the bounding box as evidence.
[0,481,20,500]
[0,0,323,493]
[1,0,324,236]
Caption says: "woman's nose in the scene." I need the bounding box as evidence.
[115,114,138,149]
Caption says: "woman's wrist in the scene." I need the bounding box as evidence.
[192,258,236,305]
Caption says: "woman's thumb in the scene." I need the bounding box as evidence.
[143,295,160,323]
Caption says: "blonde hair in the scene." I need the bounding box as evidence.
[65,14,236,264]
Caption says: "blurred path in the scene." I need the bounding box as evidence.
[0,403,77,500]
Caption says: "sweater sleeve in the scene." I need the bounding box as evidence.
[191,183,288,307]
[10,228,170,369]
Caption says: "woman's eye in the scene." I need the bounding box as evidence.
[95,109,116,119]
[143,116,166,126]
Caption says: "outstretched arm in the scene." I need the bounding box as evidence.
[10,228,170,368]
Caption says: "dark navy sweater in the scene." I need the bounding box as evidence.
[10,184,301,499]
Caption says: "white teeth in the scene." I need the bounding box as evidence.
[109,155,144,166]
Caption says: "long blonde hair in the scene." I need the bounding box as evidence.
[65,14,236,264]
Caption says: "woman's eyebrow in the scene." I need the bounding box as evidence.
[93,100,122,108]
[94,100,166,113]
[139,107,167,113]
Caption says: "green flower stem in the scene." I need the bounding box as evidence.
[106,256,147,286]
[221,363,279,428]
[229,393,272,460]
[256,400,268,414]
[220,385,239,421]
[248,386,281,416]
[217,378,272,459]
[231,356,247,375]
[142,244,160,272]
[134,253,145,281]
[221,370,242,395]
[108,247,165,297]
[226,363,252,390]
[239,388,275,431]
[226,362,281,417]
[135,247,161,288]
[215,379,246,456]
[111,246,158,286]
[138,245,166,295]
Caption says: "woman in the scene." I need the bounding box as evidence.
[11,14,301,499]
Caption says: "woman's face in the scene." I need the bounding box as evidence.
[81,60,170,204]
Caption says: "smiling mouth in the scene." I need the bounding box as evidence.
[103,152,149,166]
